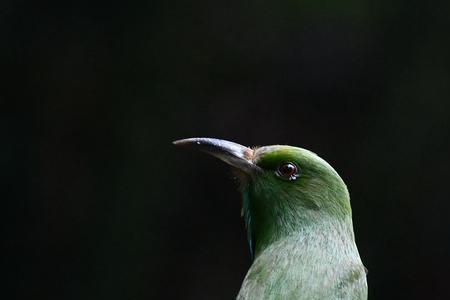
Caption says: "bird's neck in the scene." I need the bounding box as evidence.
[255,214,357,258]
[237,217,365,300]
[241,190,356,258]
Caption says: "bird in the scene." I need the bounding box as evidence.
[173,137,367,300]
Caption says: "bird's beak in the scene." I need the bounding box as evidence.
[173,137,260,174]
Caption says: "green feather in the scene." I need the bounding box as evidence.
[241,190,254,259]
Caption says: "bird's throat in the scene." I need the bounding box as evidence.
[242,192,355,258]
[237,219,366,300]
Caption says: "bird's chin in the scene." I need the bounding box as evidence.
[232,168,252,185]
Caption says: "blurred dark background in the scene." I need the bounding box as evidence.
[2,0,450,299]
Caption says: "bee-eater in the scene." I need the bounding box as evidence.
[174,137,367,300]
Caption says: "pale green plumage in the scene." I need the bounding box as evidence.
[174,138,367,300]
[237,145,367,299]
[237,218,366,299]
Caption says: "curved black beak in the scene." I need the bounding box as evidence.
[173,137,260,173]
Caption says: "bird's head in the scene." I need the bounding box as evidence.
[174,137,352,257]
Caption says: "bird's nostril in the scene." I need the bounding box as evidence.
[244,148,254,160]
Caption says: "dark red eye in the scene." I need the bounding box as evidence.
[277,162,298,180]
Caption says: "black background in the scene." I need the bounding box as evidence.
[3,1,450,299]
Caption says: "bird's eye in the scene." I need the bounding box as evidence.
[276,162,299,180]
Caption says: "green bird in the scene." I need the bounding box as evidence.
[174,137,367,300]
